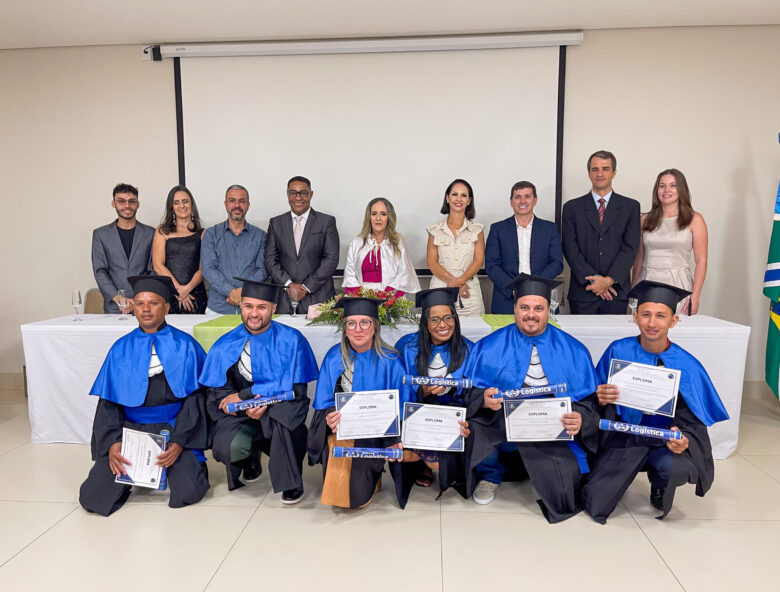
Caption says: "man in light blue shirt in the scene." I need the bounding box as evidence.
[201,185,268,314]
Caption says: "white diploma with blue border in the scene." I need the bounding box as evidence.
[607,359,681,417]
[336,389,400,439]
[505,397,573,442]
[115,427,165,489]
[401,402,465,452]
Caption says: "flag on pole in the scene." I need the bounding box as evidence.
[763,175,780,400]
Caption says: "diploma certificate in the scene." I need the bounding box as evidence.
[607,359,681,417]
[115,428,165,489]
[505,397,573,442]
[401,403,465,452]
[336,390,400,439]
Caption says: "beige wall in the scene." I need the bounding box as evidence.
[1,26,778,381]
[563,25,780,381]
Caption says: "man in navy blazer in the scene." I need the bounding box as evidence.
[485,181,563,314]
[561,150,640,314]
[91,183,154,313]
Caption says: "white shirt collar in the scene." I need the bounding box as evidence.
[591,190,613,208]
[290,208,311,223]
[515,214,535,230]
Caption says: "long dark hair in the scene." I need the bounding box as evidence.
[415,304,466,377]
[642,169,694,232]
[160,185,203,235]
[440,178,476,220]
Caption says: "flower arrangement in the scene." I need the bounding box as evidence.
[306,287,418,328]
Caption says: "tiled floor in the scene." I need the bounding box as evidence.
[1,381,779,591]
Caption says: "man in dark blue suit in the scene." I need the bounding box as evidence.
[561,150,640,314]
[485,181,563,314]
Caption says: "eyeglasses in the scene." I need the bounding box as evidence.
[114,198,138,206]
[287,190,311,199]
[429,314,456,326]
[345,319,373,331]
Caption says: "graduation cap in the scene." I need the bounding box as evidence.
[628,280,690,313]
[235,277,282,303]
[128,275,176,303]
[415,287,459,310]
[334,297,385,319]
[505,273,563,303]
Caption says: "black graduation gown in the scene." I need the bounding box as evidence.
[79,372,210,516]
[582,396,712,524]
[207,361,309,492]
[459,387,602,523]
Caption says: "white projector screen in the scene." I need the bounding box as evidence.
[180,47,560,268]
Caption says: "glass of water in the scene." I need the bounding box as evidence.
[72,290,83,321]
[628,298,638,322]
[117,289,129,320]
[549,286,561,322]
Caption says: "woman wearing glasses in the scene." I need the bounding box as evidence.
[307,297,415,508]
[395,288,474,492]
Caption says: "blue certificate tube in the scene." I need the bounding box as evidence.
[402,375,472,389]
[225,392,295,414]
[599,419,682,441]
[499,383,568,399]
[158,429,170,491]
[332,446,403,460]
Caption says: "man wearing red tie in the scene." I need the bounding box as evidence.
[561,150,640,314]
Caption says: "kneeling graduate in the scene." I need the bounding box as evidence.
[463,274,600,523]
[199,279,318,504]
[79,275,210,516]
[582,280,728,523]
[307,297,415,509]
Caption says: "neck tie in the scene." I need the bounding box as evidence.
[598,198,606,224]
[294,216,303,254]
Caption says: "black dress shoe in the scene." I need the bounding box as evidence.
[650,487,665,510]
[281,487,304,505]
[242,452,262,483]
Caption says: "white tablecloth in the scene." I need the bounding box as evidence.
[20,313,748,459]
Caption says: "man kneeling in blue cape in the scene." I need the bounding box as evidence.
[582,280,729,523]
[463,274,600,523]
[199,279,318,504]
[79,275,210,516]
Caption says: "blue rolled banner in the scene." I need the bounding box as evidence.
[158,430,170,491]
[332,446,403,460]
[402,375,472,389]
[225,392,295,414]
[499,383,568,399]
[599,419,683,441]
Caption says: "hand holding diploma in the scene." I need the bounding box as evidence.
[666,427,689,454]
[156,442,182,468]
[482,387,502,411]
[108,441,131,477]
[219,392,242,415]
[596,383,620,406]
[326,410,341,432]
[561,411,582,436]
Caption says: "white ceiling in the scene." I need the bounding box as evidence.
[2,0,779,51]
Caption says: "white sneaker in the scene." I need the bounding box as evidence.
[473,480,499,505]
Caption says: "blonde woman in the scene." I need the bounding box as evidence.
[342,197,421,296]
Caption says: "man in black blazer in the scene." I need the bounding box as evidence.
[485,181,563,314]
[91,183,154,313]
[264,176,340,314]
[561,151,640,314]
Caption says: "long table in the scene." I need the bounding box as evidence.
[20,313,749,459]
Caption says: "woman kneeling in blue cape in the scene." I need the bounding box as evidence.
[395,287,473,498]
[307,297,415,509]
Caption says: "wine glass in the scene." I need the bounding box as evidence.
[71,290,83,322]
[289,294,299,318]
[117,289,128,321]
[628,298,638,323]
[549,286,561,322]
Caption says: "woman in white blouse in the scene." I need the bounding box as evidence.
[342,197,421,297]
[426,179,485,315]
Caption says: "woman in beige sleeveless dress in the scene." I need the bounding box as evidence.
[632,169,708,314]
[427,179,486,316]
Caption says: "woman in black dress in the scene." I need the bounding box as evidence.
[152,185,208,314]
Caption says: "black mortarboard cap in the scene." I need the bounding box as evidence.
[415,287,459,309]
[628,280,691,313]
[235,277,282,303]
[128,275,176,303]
[334,297,385,319]
[505,273,563,303]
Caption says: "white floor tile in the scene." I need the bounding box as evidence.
[0,443,93,502]
[742,454,780,484]
[0,501,77,565]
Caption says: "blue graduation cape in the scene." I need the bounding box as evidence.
[313,344,409,410]
[596,336,729,427]
[394,332,474,405]
[199,322,318,395]
[90,324,205,407]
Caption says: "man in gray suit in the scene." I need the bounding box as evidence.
[91,183,154,313]
[265,176,340,314]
